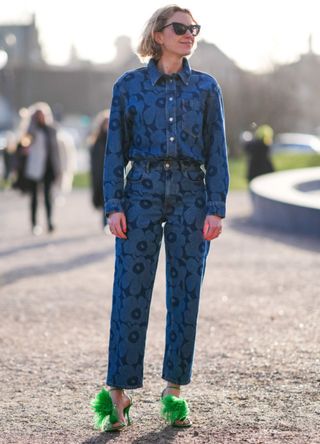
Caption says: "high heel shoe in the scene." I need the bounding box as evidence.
[160,386,192,427]
[91,387,133,432]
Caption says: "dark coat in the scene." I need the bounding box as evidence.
[245,139,274,182]
[12,143,32,193]
[90,131,107,208]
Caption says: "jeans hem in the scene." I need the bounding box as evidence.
[105,380,143,390]
[162,375,191,386]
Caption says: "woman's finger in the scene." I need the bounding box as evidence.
[113,222,127,239]
[204,224,215,240]
[204,225,222,240]
[108,213,127,239]
[202,221,210,237]
[120,214,127,234]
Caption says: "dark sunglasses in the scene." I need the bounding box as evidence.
[159,22,201,37]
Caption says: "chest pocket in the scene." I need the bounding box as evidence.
[181,94,203,139]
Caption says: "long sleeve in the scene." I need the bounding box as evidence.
[103,81,129,216]
[204,84,229,218]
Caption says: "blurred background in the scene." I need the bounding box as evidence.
[1,0,320,190]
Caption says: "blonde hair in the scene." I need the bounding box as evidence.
[87,109,110,146]
[137,5,196,62]
[255,125,274,145]
[15,102,54,147]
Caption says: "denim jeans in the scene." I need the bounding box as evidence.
[106,159,210,388]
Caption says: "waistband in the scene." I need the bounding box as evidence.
[131,158,202,172]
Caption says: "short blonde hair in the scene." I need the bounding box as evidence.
[137,5,196,62]
[255,125,274,145]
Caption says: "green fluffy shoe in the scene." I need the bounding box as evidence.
[91,387,132,432]
[160,386,192,427]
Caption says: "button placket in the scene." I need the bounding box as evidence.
[166,77,177,157]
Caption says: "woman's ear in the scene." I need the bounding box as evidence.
[153,31,163,46]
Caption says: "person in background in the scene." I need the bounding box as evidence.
[88,110,109,227]
[55,128,77,204]
[1,131,16,184]
[245,124,274,182]
[91,5,229,432]
[23,102,62,235]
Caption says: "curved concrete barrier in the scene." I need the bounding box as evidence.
[249,167,320,237]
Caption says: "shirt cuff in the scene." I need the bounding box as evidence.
[105,198,124,217]
[206,200,226,218]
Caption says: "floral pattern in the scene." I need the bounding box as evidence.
[104,56,229,389]
[103,57,229,218]
[106,161,210,388]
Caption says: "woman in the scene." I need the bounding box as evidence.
[245,124,274,182]
[92,5,229,431]
[88,110,109,227]
[23,103,61,234]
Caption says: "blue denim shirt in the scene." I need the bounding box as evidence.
[103,57,229,218]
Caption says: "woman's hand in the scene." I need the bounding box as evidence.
[108,212,127,239]
[203,215,223,241]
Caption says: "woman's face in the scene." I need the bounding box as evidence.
[34,110,46,125]
[155,11,197,59]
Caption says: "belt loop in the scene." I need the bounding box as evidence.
[145,160,150,173]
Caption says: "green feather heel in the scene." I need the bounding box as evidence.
[160,386,192,427]
[91,387,132,432]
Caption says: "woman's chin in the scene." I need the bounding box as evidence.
[177,48,193,58]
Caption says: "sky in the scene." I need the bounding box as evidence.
[1,0,320,72]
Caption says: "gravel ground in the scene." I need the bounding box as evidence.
[0,189,319,444]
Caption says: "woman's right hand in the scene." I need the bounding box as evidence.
[107,212,127,239]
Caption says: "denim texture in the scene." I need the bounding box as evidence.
[106,159,210,388]
[103,57,229,218]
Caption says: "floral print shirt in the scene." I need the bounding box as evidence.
[103,57,229,217]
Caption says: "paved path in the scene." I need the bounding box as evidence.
[0,189,319,444]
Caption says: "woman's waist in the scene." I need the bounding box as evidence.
[130,157,203,172]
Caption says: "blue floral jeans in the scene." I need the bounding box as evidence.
[106,159,210,388]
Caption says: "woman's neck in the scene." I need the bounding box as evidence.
[157,55,184,75]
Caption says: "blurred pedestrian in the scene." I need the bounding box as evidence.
[1,131,16,183]
[91,5,229,432]
[88,110,109,227]
[22,102,62,234]
[55,128,77,203]
[245,124,274,182]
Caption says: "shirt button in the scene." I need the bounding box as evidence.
[169,97,173,101]
[170,79,173,83]
[165,162,170,169]
[169,117,173,122]
[170,136,175,142]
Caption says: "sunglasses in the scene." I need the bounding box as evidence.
[159,22,201,37]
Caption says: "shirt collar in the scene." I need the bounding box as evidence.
[148,57,191,86]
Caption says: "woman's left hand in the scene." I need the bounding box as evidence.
[202,215,223,241]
